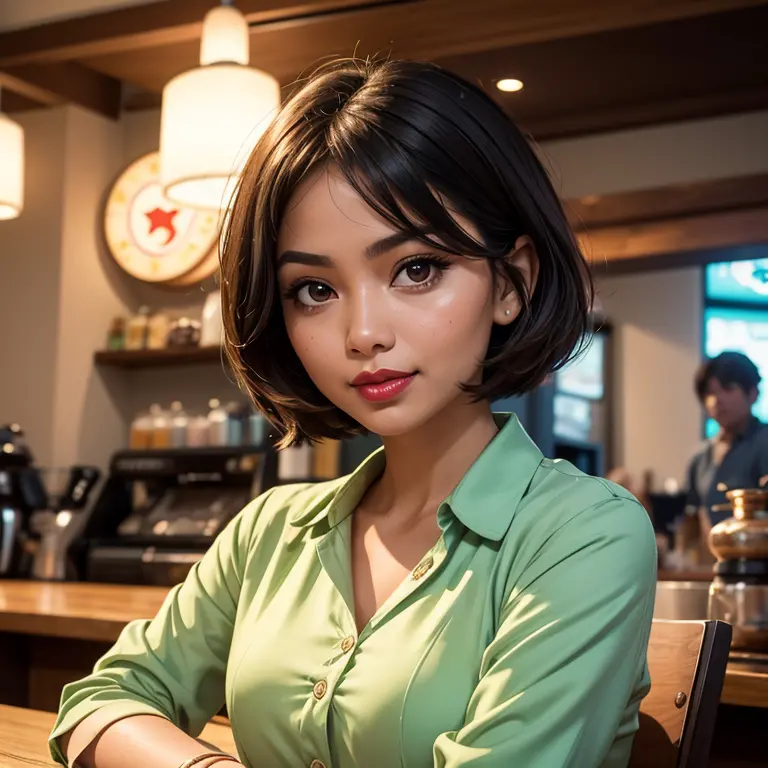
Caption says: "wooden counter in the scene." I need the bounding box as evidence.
[0,705,236,768]
[0,581,169,643]
[0,580,767,710]
[723,660,768,709]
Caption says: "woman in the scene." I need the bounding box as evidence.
[50,58,656,768]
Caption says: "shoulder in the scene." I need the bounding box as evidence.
[524,456,650,528]
[507,459,657,584]
[752,421,768,444]
[232,477,348,547]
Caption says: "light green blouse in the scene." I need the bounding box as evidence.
[50,415,656,768]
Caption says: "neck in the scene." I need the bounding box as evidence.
[367,398,499,519]
[720,414,753,442]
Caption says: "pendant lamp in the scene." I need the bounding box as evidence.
[159,1,280,210]
[0,87,25,220]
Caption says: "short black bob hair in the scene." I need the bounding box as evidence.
[221,58,593,446]
[695,351,762,401]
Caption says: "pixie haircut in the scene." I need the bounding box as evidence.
[220,58,593,445]
[695,351,762,401]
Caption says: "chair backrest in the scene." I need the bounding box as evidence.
[630,619,732,768]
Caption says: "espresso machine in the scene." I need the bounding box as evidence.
[708,487,768,654]
[0,424,47,577]
[72,445,275,586]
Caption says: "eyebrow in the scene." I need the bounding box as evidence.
[277,230,432,269]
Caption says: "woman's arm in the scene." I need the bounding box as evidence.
[59,714,242,768]
[432,495,657,767]
[49,489,277,767]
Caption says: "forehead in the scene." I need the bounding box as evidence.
[278,166,397,253]
[706,378,739,394]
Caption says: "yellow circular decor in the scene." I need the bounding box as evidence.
[103,152,220,284]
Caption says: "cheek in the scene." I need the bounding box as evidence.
[283,311,326,374]
[413,279,494,348]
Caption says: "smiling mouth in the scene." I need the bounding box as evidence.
[351,370,418,403]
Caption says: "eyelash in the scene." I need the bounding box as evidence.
[281,253,454,311]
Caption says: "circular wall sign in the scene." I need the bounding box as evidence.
[103,152,220,284]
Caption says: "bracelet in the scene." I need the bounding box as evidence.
[178,752,241,768]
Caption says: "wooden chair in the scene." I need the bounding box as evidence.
[630,619,732,768]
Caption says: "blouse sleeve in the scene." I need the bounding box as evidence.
[48,490,275,766]
[432,497,657,768]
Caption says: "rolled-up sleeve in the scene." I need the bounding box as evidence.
[432,497,657,767]
[48,491,273,765]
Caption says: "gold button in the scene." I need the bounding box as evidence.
[340,635,356,653]
[313,680,328,700]
[310,761,326,768]
[412,556,434,580]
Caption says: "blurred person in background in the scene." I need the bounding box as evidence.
[685,351,768,534]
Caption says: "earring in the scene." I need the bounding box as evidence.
[504,309,512,316]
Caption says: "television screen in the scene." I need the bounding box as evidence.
[556,334,605,401]
[704,306,768,428]
[706,258,768,305]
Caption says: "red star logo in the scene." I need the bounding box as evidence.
[145,207,179,246]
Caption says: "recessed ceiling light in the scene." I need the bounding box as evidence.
[496,78,524,93]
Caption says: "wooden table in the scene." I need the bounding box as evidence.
[0,705,236,768]
[0,580,170,711]
[0,580,169,642]
[2,580,768,707]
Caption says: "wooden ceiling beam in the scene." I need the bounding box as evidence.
[579,207,768,271]
[567,174,768,230]
[0,63,121,119]
[1,0,767,69]
[0,0,399,66]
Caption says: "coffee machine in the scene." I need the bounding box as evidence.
[0,424,47,577]
[72,445,276,586]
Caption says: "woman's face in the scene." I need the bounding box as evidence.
[276,167,531,437]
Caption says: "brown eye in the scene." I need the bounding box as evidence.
[406,262,431,283]
[393,259,439,287]
[297,282,335,306]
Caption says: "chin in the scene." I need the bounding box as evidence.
[341,396,451,438]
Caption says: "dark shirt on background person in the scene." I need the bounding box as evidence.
[686,416,768,526]
[684,352,768,528]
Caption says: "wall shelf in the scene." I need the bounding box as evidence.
[94,346,224,369]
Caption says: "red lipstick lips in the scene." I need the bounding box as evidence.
[351,369,416,402]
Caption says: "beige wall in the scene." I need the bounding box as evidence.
[0,104,241,471]
[596,269,703,485]
[539,113,768,485]
[52,106,130,468]
[0,108,67,466]
[541,110,768,198]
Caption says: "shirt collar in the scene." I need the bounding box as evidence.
[714,415,762,445]
[289,413,543,542]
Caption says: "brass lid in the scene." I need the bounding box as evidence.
[725,488,768,519]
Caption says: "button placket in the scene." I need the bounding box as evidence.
[340,634,356,653]
[412,555,434,581]
[312,679,328,700]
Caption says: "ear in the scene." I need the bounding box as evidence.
[493,235,540,326]
[748,386,759,407]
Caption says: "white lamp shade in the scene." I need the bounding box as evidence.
[0,112,24,220]
[159,64,280,210]
[200,5,249,66]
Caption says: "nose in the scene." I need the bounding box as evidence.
[705,394,722,413]
[345,286,395,357]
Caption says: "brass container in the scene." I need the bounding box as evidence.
[708,488,768,562]
[708,488,768,650]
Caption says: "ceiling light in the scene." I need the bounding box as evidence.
[496,78,524,93]
[0,88,24,221]
[159,1,281,210]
